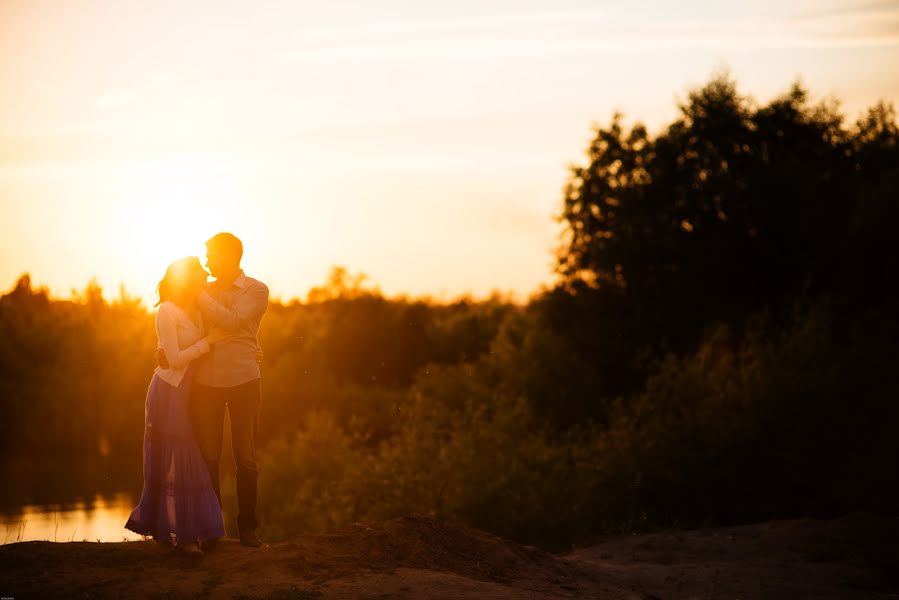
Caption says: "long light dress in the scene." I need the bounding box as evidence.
[125,301,225,545]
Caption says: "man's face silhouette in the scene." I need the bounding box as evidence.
[205,247,236,280]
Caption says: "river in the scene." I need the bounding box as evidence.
[1,492,144,544]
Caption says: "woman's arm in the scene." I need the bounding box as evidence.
[156,303,212,370]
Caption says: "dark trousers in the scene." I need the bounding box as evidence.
[188,378,261,532]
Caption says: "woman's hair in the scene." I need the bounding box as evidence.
[156,256,206,306]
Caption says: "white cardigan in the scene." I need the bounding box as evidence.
[154,301,210,387]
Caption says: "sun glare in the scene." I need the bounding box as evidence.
[106,155,254,304]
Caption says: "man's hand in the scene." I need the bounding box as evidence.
[155,347,170,369]
[255,346,264,365]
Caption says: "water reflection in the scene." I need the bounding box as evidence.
[0,455,239,544]
[0,492,143,544]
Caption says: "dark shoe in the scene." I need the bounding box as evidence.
[239,529,263,548]
[179,542,204,557]
[200,537,221,552]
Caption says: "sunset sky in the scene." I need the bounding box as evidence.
[1,0,897,305]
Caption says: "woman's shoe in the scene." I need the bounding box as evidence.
[179,542,204,557]
[201,537,221,552]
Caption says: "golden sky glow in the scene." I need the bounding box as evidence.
[1,0,898,304]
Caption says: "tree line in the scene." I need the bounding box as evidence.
[1,73,897,547]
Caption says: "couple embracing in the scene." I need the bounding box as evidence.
[125,232,269,556]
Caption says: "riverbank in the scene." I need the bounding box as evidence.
[1,513,896,599]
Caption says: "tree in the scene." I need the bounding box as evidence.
[549,72,898,407]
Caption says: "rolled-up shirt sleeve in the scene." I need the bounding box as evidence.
[198,282,269,332]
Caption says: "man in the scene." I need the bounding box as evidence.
[158,232,269,548]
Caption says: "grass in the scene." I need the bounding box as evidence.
[2,519,27,544]
[0,520,102,545]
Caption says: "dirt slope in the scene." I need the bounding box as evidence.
[1,513,896,599]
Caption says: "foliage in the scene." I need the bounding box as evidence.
[2,74,897,547]
[0,268,513,461]
[586,301,899,531]
[230,384,595,550]
[550,72,899,410]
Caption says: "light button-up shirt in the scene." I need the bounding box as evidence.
[195,270,269,388]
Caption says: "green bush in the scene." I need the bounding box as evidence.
[220,300,899,549]
[222,388,595,550]
[587,301,899,531]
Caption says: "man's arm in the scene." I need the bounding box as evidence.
[198,282,269,332]
[155,347,169,369]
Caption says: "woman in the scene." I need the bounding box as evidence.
[125,256,227,556]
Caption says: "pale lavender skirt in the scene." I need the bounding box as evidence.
[125,367,225,545]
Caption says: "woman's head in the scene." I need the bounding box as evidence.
[156,257,208,306]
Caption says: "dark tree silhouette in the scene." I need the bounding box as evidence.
[549,73,899,413]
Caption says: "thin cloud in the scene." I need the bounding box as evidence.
[96,90,137,110]
[284,7,899,63]
[300,10,612,38]
[183,96,224,111]
[793,0,899,21]
[289,30,899,63]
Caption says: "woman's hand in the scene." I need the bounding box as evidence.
[254,346,264,365]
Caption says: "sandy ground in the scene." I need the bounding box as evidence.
[1,513,897,599]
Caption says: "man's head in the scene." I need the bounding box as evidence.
[205,232,243,279]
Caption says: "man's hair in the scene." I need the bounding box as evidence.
[206,232,243,262]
